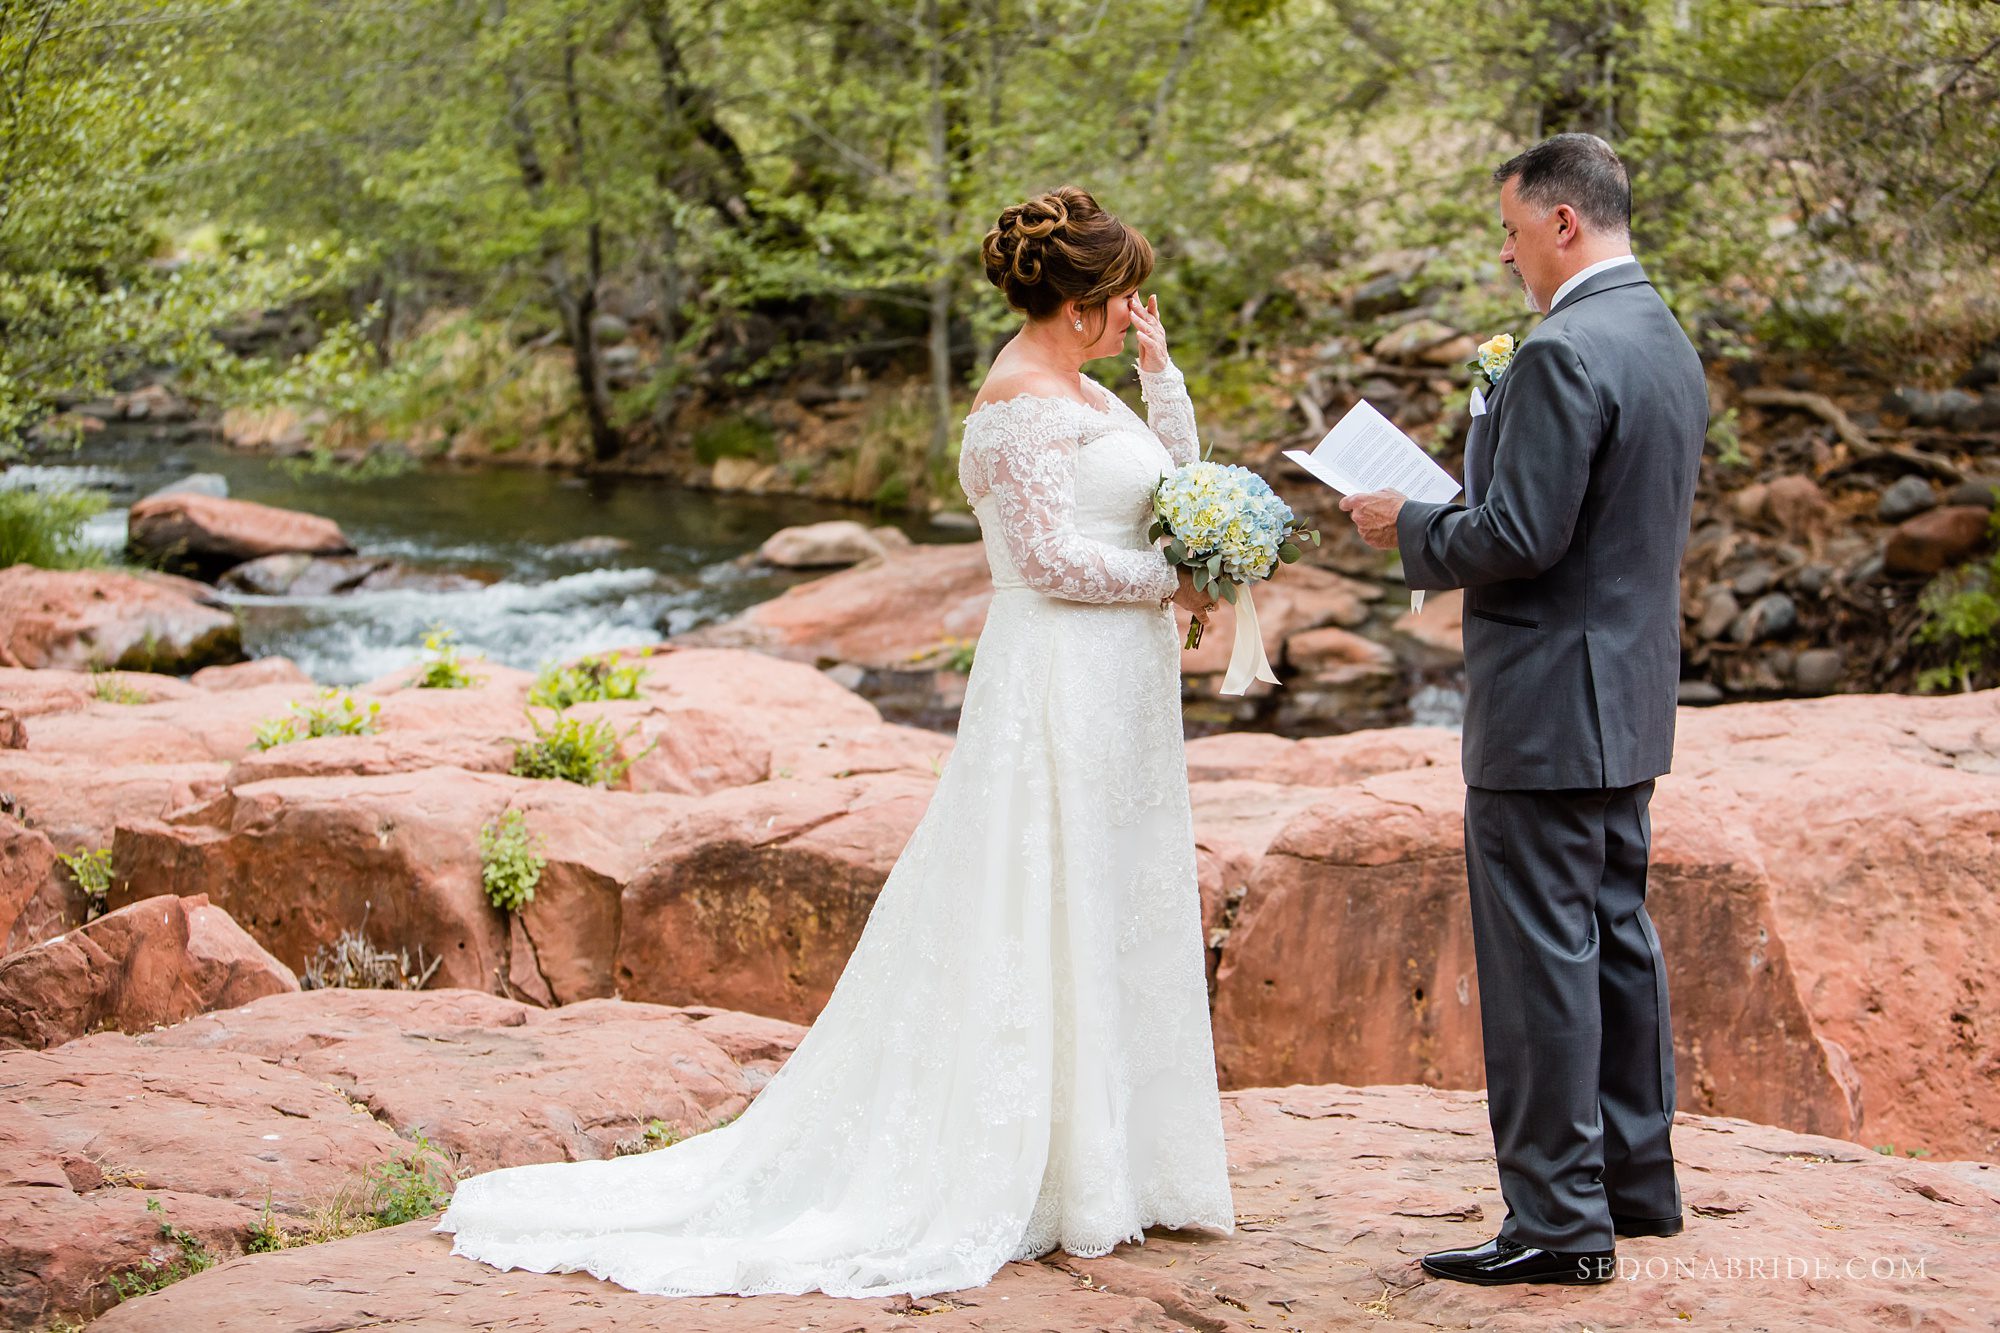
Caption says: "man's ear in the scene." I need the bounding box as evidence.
[1552,204,1580,245]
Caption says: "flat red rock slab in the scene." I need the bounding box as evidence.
[94,1084,2000,1331]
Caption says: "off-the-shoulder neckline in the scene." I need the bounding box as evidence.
[964,373,1120,425]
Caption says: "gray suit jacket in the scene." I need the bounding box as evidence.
[1396,261,1706,791]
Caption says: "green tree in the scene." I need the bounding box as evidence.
[0,0,336,455]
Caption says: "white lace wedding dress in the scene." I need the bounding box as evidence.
[437,362,1234,1299]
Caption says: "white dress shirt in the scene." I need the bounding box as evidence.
[1550,254,1639,313]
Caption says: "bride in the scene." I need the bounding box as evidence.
[437,185,1236,1299]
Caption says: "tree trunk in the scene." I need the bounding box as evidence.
[563,223,620,464]
[922,0,956,478]
[1536,3,1640,138]
[558,41,619,464]
[636,0,757,230]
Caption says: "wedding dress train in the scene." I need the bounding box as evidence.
[437,363,1234,1299]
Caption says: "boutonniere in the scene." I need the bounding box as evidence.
[1470,333,1517,390]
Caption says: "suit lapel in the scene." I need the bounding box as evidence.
[1465,263,1650,502]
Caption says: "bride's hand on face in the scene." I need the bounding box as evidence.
[1129,293,1170,374]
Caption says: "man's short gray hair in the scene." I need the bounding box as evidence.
[1493,133,1631,234]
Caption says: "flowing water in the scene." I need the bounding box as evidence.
[19,430,972,686]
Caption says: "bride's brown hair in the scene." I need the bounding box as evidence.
[981,186,1153,329]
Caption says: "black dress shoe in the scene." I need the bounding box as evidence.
[1612,1212,1685,1239]
[1421,1235,1616,1286]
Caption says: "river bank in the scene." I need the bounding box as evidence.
[5,425,977,688]
[32,295,2000,704]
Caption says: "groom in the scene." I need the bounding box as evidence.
[1340,133,1705,1285]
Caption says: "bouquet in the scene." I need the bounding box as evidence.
[1150,461,1319,694]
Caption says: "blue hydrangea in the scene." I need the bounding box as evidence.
[1154,460,1296,582]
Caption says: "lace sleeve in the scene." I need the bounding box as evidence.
[964,407,1177,605]
[1138,361,1199,464]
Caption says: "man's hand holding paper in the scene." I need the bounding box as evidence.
[1287,399,1463,610]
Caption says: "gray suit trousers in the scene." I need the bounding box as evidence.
[1464,782,1680,1250]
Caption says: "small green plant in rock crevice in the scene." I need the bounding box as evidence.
[478,809,546,912]
[90,670,148,704]
[369,1133,464,1226]
[527,650,646,709]
[108,1197,216,1302]
[245,1195,289,1253]
[509,709,653,787]
[415,625,482,690]
[611,1110,739,1157]
[254,690,382,750]
[56,845,113,919]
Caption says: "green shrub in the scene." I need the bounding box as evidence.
[478,809,546,912]
[368,1134,462,1226]
[1915,512,2000,693]
[90,670,148,705]
[415,625,481,689]
[253,690,382,749]
[56,846,113,919]
[611,1110,738,1157]
[245,1196,288,1254]
[527,651,645,709]
[0,487,107,569]
[109,1197,216,1302]
[871,473,910,512]
[509,710,652,787]
[691,413,776,466]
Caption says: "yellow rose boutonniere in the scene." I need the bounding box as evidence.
[1472,332,1517,389]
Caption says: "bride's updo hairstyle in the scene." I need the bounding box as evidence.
[981,186,1153,329]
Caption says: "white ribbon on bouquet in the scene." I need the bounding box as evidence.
[1219,584,1281,696]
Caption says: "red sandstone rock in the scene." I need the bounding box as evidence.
[139,988,801,1172]
[771,719,954,782]
[4,1186,252,1329]
[221,731,517,787]
[0,893,297,1049]
[1173,566,1385,677]
[1189,778,1335,979]
[1884,504,1993,576]
[1210,758,1868,1143]
[1184,725,1459,787]
[1392,585,1464,662]
[1673,691,2000,1161]
[1765,474,1838,542]
[0,1037,406,1326]
[677,543,997,670]
[0,751,226,852]
[127,491,353,577]
[757,519,901,568]
[0,988,798,1326]
[0,665,196,707]
[0,566,242,673]
[616,772,935,1022]
[89,1082,2000,1333]
[1285,624,1397,672]
[111,770,689,1003]
[0,666,93,717]
[19,683,316,764]
[0,813,61,954]
[1206,690,2000,1160]
[191,656,315,691]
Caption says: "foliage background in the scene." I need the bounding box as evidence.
[3,0,1996,470]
